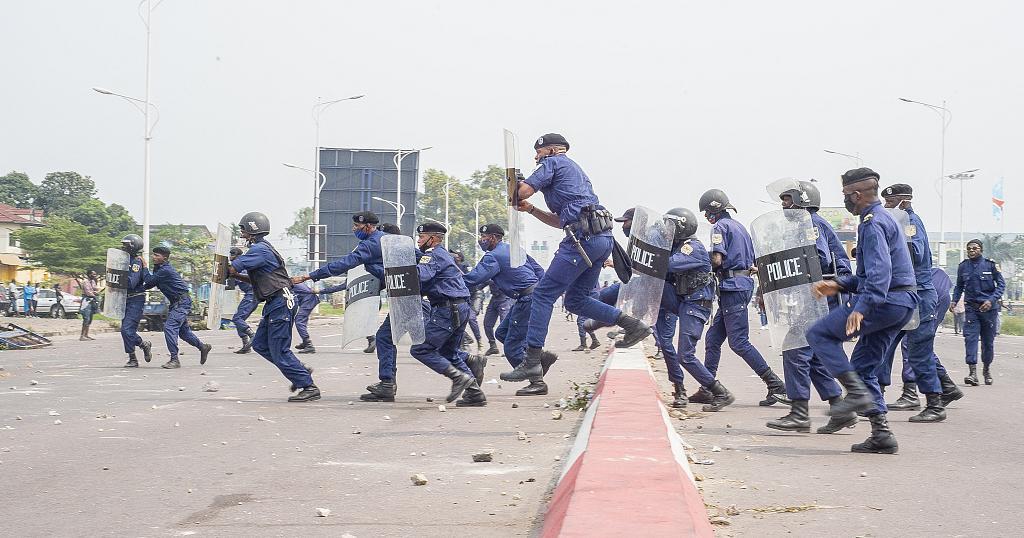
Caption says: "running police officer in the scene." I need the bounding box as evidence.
[229,247,258,354]
[501,134,651,384]
[694,189,787,406]
[292,281,348,353]
[453,250,484,351]
[118,234,153,367]
[230,212,320,402]
[482,282,512,356]
[806,168,918,454]
[143,246,212,369]
[951,239,1005,386]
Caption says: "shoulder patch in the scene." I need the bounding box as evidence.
[863,213,874,222]
[905,224,917,237]
[132,263,141,272]
[711,233,724,245]
[418,256,432,264]
[680,243,694,255]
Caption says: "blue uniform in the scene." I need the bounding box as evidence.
[703,212,771,377]
[230,275,257,338]
[482,282,512,346]
[292,282,347,341]
[884,267,954,387]
[463,242,544,366]
[231,240,313,389]
[523,154,622,348]
[458,262,483,344]
[656,237,719,388]
[952,255,1005,366]
[144,261,205,360]
[806,201,918,415]
[408,244,474,375]
[120,255,149,353]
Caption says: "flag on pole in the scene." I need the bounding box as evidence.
[992,178,1005,221]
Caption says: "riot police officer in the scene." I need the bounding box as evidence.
[292,281,348,353]
[481,282,512,356]
[229,247,257,354]
[694,189,787,406]
[118,234,153,367]
[951,239,1005,386]
[143,246,213,369]
[230,212,320,402]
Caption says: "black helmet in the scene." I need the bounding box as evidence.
[121,234,143,254]
[665,208,698,243]
[698,189,736,214]
[778,181,821,210]
[229,247,243,257]
[238,212,270,236]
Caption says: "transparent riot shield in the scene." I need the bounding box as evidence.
[885,207,920,331]
[615,206,674,328]
[381,234,426,345]
[102,248,130,319]
[342,265,382,348]
[205,223,232,330]
[504,129,526,267]
[220,285,241,320]
[750,210,829,351]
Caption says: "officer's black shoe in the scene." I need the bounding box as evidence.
[295,340,308,350]
[572,336,587,352]
[816,396,858,434]
[671,382,688,409]
[289,363,315,392]
[140,341,153,363]
[983,364,993,385]
[456,384,488,407]
[939,373,964,406]
[758,369,790,406]
[688,387,714,404]
[828,371,874,416]
[444,365,475,403]
[466,354,487,386]
[614,313,653,348]
[766,400,811,433]
[888,383,921,411]
[363,336,376,354]
[909,393,946,423]
[235,335,252,354]
[359,380,397,402]
[161,359,181,369]
[298,344,317,354]
[540,351,558,376]
[124,357,139,368]
[485,342,500,356]
[516,378,549,396]
[500,347,544,382]
[199,343,212,365]
[964,364,979,386]
[702,381,736,412]
[288,384,321,402]
[851,414,898,454]
[588,332,601,350]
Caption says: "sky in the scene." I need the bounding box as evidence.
[2,1,1022,258]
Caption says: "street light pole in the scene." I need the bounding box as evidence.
[473,199,482,261]
[823,149,863,167]
[393,147,432,234]
[442,179,452,248]
[900,97,951,266]
[948,169,980,262]
[311,94,364,272]
[283,163,327,270]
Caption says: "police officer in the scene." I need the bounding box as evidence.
[806,168,918,454]
[482,281,512,356]
[118,234,153,367]
[694,189,787,406]
[766,181,851,433]
[573,306,600,351]
[142,246,213,369]
[951,239,1005,386]
[292,281,348,353]
[453,251,484,351]
[229,247,258,354]
[230,212,320,402]
[502,134,651,384]
[463,224,548,395]
[658,207,735,411]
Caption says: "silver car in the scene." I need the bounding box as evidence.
[14,287,83,318]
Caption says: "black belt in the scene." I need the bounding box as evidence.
[510,285,535,299]
[889,285,915,292]
[429,297,469,307]
[719,269,751,278]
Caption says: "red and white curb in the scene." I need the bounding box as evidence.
[540,344,714,537]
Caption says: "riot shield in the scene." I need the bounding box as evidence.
[206,224,232,330]
[503,129,526,267]
[885,207,920,331]
[102,248,130,319]
[614,206,674,328]
[342,265,382,348]
[381,234,426,345]
[220,285,241,320]
[750,210,829,351]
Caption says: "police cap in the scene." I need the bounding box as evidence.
[534,133,570,150]
[882,183,913,198]
[417,222,447,234]
[614,208,635,222]
[353,211,380,224]
[479,223,505,236]
[841,167,881,186]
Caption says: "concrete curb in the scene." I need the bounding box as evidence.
[541,344,714,538]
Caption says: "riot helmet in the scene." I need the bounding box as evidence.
[238,212,270,236]
[698,189,736,214]
[121,234,143,254]
[664,207,699,244]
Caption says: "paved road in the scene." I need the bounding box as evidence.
[0,314,606,537]
[653,323,1024,537]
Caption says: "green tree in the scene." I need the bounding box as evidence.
[0,171,38,208]
[417,166,507,259]
[36,171,97,216]
[151,225,215,293]
[286,206,313,242]
[980,234,1016,264]
[62,198,138,238]
[15,217,113,279]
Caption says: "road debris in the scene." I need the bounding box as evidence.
[551,411,563,420]
[411,474,428,486]
[315,508,331,517]
[472,452,494,462]
[202,381,220,392]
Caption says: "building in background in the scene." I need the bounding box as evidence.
[0,203,45,283]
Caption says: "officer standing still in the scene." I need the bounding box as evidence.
[118,235,153,367]
[230,212,319,402]
[501,133,651,384]
[951,239,1005,386]
[229,247,258,354]
[806,168,918,454]
[143,246,213,369]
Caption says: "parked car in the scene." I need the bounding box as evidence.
[14,287,82,318]
[142,291,168,332]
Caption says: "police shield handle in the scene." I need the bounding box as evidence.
[503,129,526,267]
[206,223,232,331]
[212,254,229,285]
[102,248,131,319]
[341,265,382,349]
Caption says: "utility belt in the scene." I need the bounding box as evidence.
[564,206,614,239]
[672,271,714,296]
[889,285,915,293]
[429,297,469,308]
[716,269,752,279]
[127,292,147,299]
[509,285,535,300]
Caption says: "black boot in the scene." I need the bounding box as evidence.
[161,358,181,369]
[671,382,688,408]
[500,347,544,382]
[199,343,212,365]
[614,313,653,348]
[516,378,549,396]
[298,342,317,354]
[363,336,376,354]
[466,354,487,386]
[485,342,500,356]
[359,380,397,402]
[828,371,875,416]
[588,332,601,349]
[816,396,858,434]
[939,373,964,406]
[572,336,587,352]
[702,381,735,412]
[851,414,898,454]
[124,353,139,368]
[541,351,558,376]
[456,383,488,407]
[758,369,790,406]
[140,341,153,363]
[766,400,810,433]
[909,393,946,423]
[295,339,308,350]
[235,334,252,354]
[964,364,979,386]
[289,364,315,392]
[688,387,714,404]
[983,364,993,385]
[288,384,321,402]
[887,383,921,411]
[444,365,475,403]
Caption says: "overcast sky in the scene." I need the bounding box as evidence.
[2,1,1021,257]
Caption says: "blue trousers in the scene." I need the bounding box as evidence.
[806,295,914,415]
[782,346,842,401]
[376,317,398,381]
[411,302,472,375]
[164,296,204,359]
[466,306,481,342]
[703,289,770,377]
[294,294,320,341]
[527,235,620,349]
[877,288,941,393]
[964,307,998,365]
[656,304,716,387]
[232,293,257,337]
[483,295,512,344]
[252,294,313,388]
[120,295,145,353]
[495,296,532,367]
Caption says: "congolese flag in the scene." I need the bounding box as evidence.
[992,178,1005,220]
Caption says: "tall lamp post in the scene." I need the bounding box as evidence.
[442,179,453,248]
[393,147,432,233]
[823,149,863,167]
[283,163,327,271]
[948,168,980,261]
[311,94,364,271]
[900,97,952,266]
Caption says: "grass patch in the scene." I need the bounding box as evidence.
[1000,315,1024,336]
[316,303,345,317]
